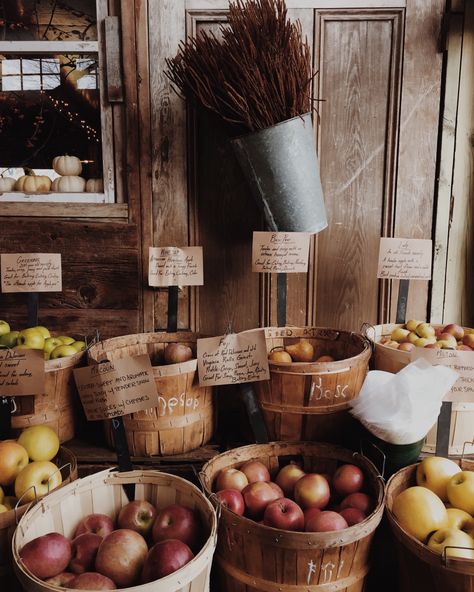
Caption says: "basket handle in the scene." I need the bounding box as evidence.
[461,440,474,461]
[357,440,386,480]
[49,462,73,490]
[442,546,474,571]
[14,486,39,525]
[208,492,222,545]
[360,323,376,353]
[197,469,211,494]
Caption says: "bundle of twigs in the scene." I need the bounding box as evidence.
[165,0,313,133]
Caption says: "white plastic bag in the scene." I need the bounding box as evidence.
[350,358,459,444]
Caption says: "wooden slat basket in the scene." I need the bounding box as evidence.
[13,468,218,592]
[0,446,77,575]
[11,349,85,443]
[253,327,371,444]
[385,457,474,592]
[88,332,215,457]
[366,323,474,456]
[201,441,385,592]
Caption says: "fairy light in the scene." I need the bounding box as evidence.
[46,95,100,142]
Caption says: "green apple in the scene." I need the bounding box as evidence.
[70,340,86,352]
[17,328,45,350]
[0,320,10,336]
[57,336,75,345]
[31,325,51,339]
[0,330,20,348]
[43,337,63,355]
[50,344,78,359]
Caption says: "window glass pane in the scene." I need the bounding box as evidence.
[1,1,97,41]
[0,53,103,187]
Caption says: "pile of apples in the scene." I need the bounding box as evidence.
[214,459,376,532]
[268,338,336,364]
[0,425,62,510]
[0,320,85,360]
[19,500,203,589]
[392,456,474,559]
[380,320,474,352]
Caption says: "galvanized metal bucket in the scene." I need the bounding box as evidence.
[231,112,327,233]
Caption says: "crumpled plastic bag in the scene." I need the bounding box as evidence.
[349,358,459,444]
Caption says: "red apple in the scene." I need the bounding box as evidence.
[340,507,366,526]
[95,529,148,588]
[275,464,306,498]
[215,468,249,492]
[457,344,473,351]
[242,481,283,520]
[463,334,474,348]
[398,342,415,352]
[69,533,102,574]
[437,333,458,349]
[117,500,157,537]
[304,507,321,529]
[44,572,76,587]
[69,572,117,589]
[305,510,348,532]
[443,323,464,341]
[215,489,245,515]
[142,539,194,583]
[74,513,115,538]
[263,498,304,531]
[268,481,284,498]
[339,492,374,515]
[294,474,330,510]
[152,504,201,552]
[239,460,270,483]
[332,464,364,497]
[425,342,441,349]
[19,532,72,580]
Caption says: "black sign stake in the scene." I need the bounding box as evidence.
[27,292,39,327]
[277,273,287,327]
[240,383,269,444]
[111,416,135,499]
[167,286,179,333]
[395,279,409,324]
[435,401,452,457]
[0,397,12,440]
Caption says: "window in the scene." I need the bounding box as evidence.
[0,0,116,204]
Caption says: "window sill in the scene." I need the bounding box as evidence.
[0,195,128,219]
[0,192,106,203]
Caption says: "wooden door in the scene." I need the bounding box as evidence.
[139,0,445,335]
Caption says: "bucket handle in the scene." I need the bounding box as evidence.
[461,440,474,461]
[360,323,376,353]
[208,493,222,544]
[49,462,73,490]
[14,486,39,525]
[442,546,474,570]
[358,440,386,481]
[197,469,211,494]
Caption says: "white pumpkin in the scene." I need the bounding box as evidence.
[15,175,52,193]
[85,178,104,193]
[51,177,61,192]
[52,155,82,176]
[55,175,86,193]
[0,177,16,192]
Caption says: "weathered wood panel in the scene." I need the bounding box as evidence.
[314,10,403,331]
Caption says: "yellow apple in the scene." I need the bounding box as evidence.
[57,336,75,345]
[0,320,10,336]
[446,508,474,534]
[0,504,8,514]
[384,340,400,349]
[43,337,63,355]
[14,460,62,503]
[269,348,292,363]
[17,328,45,350]
[405,332,420,344]
[0,441,29,486]
[405,320,423,332]
[392,486,448,541]
[0,485,3,504]
[70,340,86,352]
[428,528,474,559]
[50,344,78,359]
[416,323,436,339]
[414,337,437,347]
[31,325,51,339]
[416,457,461,501]
[0,330,19,348]
[390,328,410,342]
[447,471,474,514]
[17,425,60,462]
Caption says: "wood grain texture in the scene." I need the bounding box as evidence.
[104,16,124,102]
[390,0,444,323]
[314,10,403,331]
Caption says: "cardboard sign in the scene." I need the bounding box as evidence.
[148,247,204,287]
[252,232,310,273]
[377,238,432,280]
[1,253,62,292]
[197,330,270,387]
[412,348,474,403]
[74,354,159,421]
[0,349,45,395]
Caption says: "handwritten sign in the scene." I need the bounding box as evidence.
[412,348,474,403]
[73,355,159,421]
[148,247,203,287]
[0,349,45,395]
[377,238,432,280]
[1,253,62,293]
[197,330,269,387]
[252,232,310,273]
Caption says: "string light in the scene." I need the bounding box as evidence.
[45,95,100,142]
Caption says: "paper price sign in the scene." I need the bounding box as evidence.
[377,238,432,280]
[412,348,474,403]
[148,247,204,287]
[1,253,62,293]
[197,329,270,387]
[0,349,45,396]
[252,232,310,273]
[74,355,159,421]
